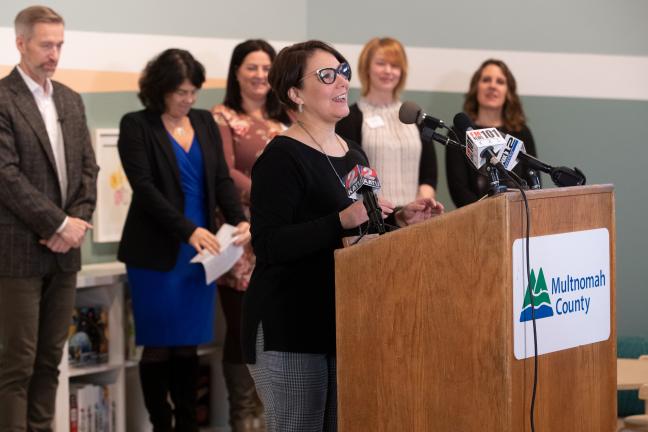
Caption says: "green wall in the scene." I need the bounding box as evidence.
[2,0,647,337]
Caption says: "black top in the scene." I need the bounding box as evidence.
[117,108,245,271]
[336,103,438,188]
[445,124,538,207]
[242,135,365,363]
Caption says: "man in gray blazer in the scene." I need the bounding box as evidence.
[0,6,99,431]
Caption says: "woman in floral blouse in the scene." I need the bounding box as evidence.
[211,39,290,432]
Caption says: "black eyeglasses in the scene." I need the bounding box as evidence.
[300,62,352,85]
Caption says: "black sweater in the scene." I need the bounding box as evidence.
[445,124,538,208]
[242,135,365,363]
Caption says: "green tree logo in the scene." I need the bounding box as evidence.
[520,268,554,322]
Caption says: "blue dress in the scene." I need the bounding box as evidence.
[127,135,216,346]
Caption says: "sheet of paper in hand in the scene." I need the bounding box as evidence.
[190,224,244,284]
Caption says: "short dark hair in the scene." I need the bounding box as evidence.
[223,39,290,125]
[15,6,64,39]
[138,49,206,113]
[268,40,348,112]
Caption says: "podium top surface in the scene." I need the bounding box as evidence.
[499,184,613,202]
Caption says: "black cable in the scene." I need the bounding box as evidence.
[520,186,537,432]
[444,124,461,144]
[445,124,538,428]
[505,169,528,189]
[350,223,369,246]
[383,223,399,232]
[501,169,537,432]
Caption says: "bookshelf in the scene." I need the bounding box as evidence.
[55,262,127,432]
[53,262,231,432]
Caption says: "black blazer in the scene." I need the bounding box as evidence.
[117,108,245,271]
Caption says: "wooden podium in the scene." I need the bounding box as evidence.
[334,185,616,431]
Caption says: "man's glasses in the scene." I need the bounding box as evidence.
[300,62,352,85]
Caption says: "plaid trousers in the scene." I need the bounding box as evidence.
[247,325,337,432]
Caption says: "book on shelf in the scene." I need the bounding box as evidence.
[68,306,109,366]
[70,383,117,432]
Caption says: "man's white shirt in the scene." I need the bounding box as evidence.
[17,66,68,232]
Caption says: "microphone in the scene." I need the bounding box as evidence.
[498,134,586,187]
[451,111,506,171]
[344,150,385,234]
[452,112,474,145]
[550,166,586,187]
[399,101,445,130]
[465,128,506,170]
[453,112,508,195]
[399,101,463,150]
[496,134,540,189]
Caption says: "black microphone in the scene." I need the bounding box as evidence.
[399,101,445,130]
[498,134,586,187]
[399,101,463,150]
[550,166,586,187]
[452,112,474,145]
[344,149,386,234]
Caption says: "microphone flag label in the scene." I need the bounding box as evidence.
[345,165,380,197]
[498,135,526,171]
[465,128,505,169]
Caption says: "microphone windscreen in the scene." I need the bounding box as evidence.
[346,148,369,170]
[453,112,475,133]
[399,101,421,125]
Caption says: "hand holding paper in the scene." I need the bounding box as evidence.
[189,227,220,255]
[190,224,245,284]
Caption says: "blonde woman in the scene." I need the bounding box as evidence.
[336,37,438,206]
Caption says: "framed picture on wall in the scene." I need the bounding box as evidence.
[93,128,131,243]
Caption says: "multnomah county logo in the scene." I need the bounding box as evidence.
[512,229,610,359]
[519,268,554,322]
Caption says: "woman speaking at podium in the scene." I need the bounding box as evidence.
[241,40,443,431]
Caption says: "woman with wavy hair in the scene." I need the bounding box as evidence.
[446,58,539,207]
[211,39,290,432]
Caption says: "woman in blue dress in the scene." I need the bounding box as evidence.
[118,49,250,432]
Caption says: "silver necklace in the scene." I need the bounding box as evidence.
[296,120,348,191]
[297,120,362,237]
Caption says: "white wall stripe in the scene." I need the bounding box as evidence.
[2,27,647,101]
[335,43,648,102]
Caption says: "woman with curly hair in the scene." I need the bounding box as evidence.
[118,48,250,431]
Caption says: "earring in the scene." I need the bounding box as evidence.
[298,103,303,113]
